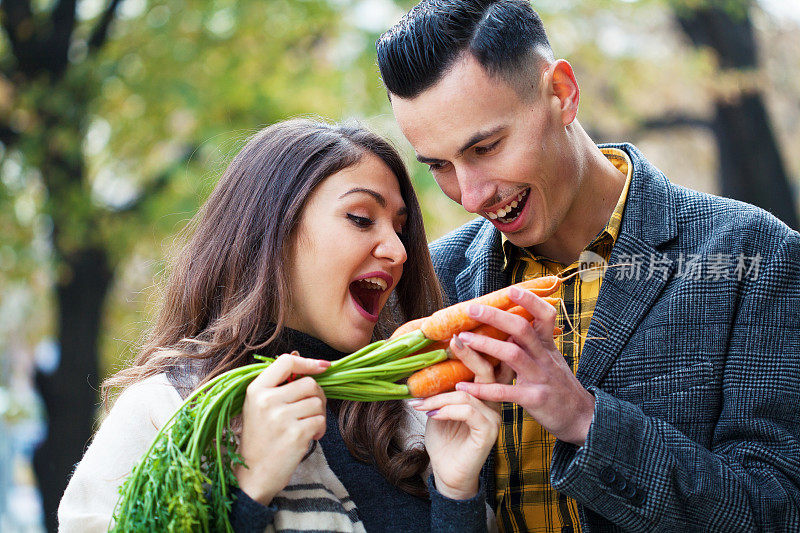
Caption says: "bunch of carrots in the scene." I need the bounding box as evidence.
[398,275,563,397]
[111,275,563,531]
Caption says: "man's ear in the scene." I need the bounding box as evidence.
[542,59,579,126]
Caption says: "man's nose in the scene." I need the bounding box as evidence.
[455,165,493,214]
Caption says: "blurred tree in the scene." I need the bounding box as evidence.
[535,0,798,228]
[669,0,798,227]
[0,0,390,529]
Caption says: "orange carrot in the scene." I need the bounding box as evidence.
[420,276,562,341]
[389,317,425,339]
[408,305,522,354]
[407,359,476,398]
[405,296,565,397]
[403,298,562,358]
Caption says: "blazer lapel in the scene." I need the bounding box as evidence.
[577,143,678,388]
[578,235,675,388]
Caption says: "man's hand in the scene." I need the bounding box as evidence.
[454,286,595,446]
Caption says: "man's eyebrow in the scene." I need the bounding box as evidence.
[456,125,505,156]
[339,187,408,216]
[415,125,506,165]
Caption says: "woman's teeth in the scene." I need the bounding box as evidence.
[350,277,387,319]
[357,276,388,291]
[487,189,529,222]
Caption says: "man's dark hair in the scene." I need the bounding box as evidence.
[376,0,553,99]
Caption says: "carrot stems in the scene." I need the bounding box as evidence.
[111,331,438,532]
[316,349,447,386]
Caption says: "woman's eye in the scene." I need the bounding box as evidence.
[347,213,373,228]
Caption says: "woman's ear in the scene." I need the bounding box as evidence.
[543,59,580,126]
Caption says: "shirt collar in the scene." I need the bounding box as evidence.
[501,147,633,271]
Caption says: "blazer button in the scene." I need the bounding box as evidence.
[622,484,637,499]
[614,477,628,492]
[599,466,617,484]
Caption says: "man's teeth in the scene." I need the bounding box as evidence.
[359,277,387,290]
[486,190,528,221]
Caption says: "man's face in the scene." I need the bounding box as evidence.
[391,54,580,249]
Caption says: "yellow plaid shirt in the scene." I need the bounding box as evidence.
[494,148,632,533]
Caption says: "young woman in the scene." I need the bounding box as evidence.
[58,119,500,532]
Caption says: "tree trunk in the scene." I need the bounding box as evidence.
[676,2,798,229]
[33,247,113,532]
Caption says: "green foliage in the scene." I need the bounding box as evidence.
[111,371,246,531]
[0,0,426,379]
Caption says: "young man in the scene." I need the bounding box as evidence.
[377,1,800,531]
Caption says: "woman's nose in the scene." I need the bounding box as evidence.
[375,229,407,265]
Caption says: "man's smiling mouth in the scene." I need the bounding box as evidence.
[485,188,530,224]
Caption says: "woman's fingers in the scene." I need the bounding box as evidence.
[249,353,331,390]
[282,394,327,422]
[296,414,327,442]
[246,376,326,414]
[278,376,327,404]
[424,393,500,444]
[428,402,500,431]
[410,390,498,418]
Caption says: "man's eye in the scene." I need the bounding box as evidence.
[474,141,499,155]
[428,161,449,172]
[347,214,373,228]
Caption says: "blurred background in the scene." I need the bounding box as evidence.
[0,0,797,530]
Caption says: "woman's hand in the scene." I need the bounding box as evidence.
[234,353,330,505]
[413,335,501,500]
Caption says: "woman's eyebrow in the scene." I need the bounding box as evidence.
[339,187,386,207]
[340,188,408,216]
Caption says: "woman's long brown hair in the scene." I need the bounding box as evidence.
[102,118,443,497]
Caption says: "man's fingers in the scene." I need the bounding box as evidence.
[496,362,515,385]
[466,303,536,344]
[250,353,330,389]
[508,287,559,342]
[454,381,517,404]
[449,335,496,383]
[458,330,541,377]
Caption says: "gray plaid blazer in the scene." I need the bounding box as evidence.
[429,143,800,532]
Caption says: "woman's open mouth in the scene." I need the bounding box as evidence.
[349,273,391,322]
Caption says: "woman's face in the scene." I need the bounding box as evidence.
[286,152,409,353]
